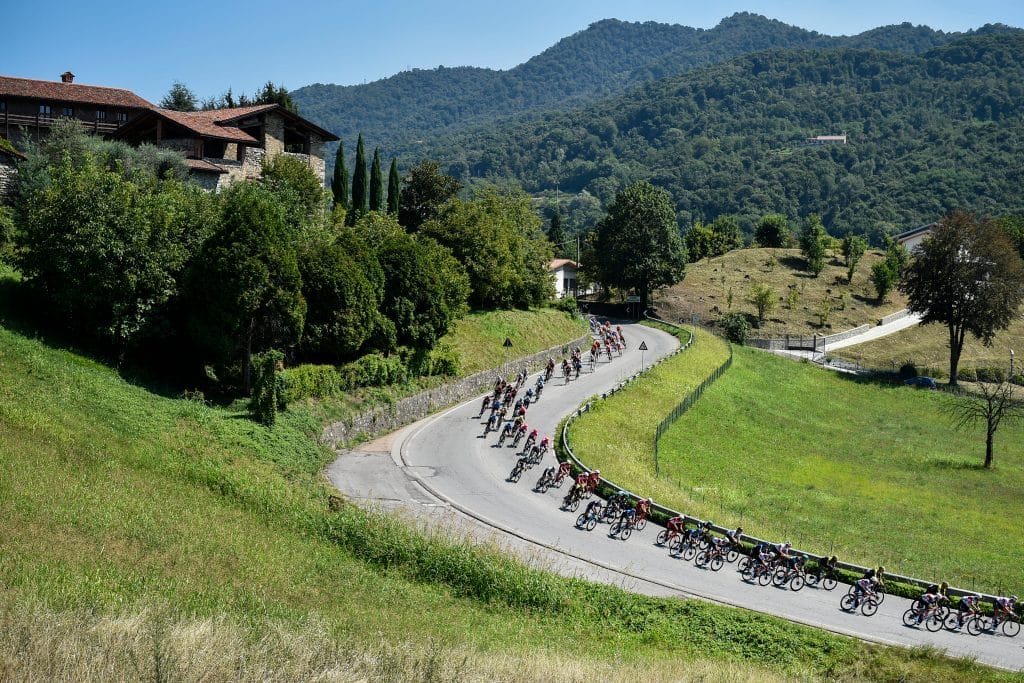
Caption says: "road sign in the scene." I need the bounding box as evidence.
[625,295,641,303]
[503,338,513,348]
[638,341,648,351]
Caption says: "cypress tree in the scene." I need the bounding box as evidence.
[347,134,368,226]
[548,210,566,258]
[369,147,384,212]
[331,143,349,210]
[387,158,400,215]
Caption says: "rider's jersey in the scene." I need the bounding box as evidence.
[855,578,874,593]
[996,597,1015,610]
[558,462,572,475]
[959,596,979,610]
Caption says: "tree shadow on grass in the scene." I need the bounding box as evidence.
[926,458,987,471]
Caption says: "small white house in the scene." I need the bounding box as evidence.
[549,258,579,299]
[895,222,937,253]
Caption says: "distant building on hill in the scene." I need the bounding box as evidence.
[0,72,338,190]
[806,134,847,145]
[895,222,937,252]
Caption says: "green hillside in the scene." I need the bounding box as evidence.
[417,32,1024,238]
[0,280,1011,680]
[291,14,994,169]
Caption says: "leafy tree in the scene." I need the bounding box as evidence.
[387,157,400,214]
[997,215,1024,259]
[398,160,461,231]
[871,259,898,302]
[253,81,298,113]
[346,134,368,226]
[754,214,790,247]
[160,80,198,111]
[719,311,751,344]
[261,153,328,239]
[841,234,868,283]
[299,228,385,362]
[17,153,211,357]
[749,282,776,326]
[684,221,714,262]
[900,210,1024,386]
[187,183,305,393]
[369,147,384,212]
[422,189,553,309]
[709,215,743,255]
[592,181,686,311]
[547,210,568,258]
[249,349,286,426]
[376,231,469,349]
[331,143,349,210]
[799,214,828,276]
[946,380,1024,469]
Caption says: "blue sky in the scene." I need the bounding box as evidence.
[4,1,1022,104]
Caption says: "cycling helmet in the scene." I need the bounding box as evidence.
[878,566,885,573]
[593,469,600,474]
[1012,595,1019,602]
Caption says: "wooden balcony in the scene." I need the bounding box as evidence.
[2,111,123,136]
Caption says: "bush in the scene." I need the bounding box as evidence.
[552,295,579,316]
[719,312,751,345]
[898,362,918,380]
[341,353,408,388]
[427,343,461,377]
[1011,373,1024,386]
[976,367,1007,383]
[248,350,286,426]
[280,364,343,403]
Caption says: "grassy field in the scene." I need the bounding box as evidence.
[649,346,1024,594]
[0,286,1012,680]
[834,316,1024,378]
[656,247,906,337]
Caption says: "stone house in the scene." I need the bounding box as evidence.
[0,137,26,200]
[0,72,153,143]
[113,104,338,190]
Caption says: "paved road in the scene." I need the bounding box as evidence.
[327,322,1023,672]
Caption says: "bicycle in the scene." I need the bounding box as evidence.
[986,613,1022,637]
[671,533,703,561]
[772,564,807,591]
[609,513,638,541]
[840,591,880,616]
[695,544,727,572]
[575,504,603,532]
[903,600,947,632]
[804,569,838,591]
[741,558,776,586]
[507,457,528,483]
[561,486,584,512]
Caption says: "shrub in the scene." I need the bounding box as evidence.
[427,343,461,377]
[898,362,918,380]
[719,312,751,345]
[248,350,286,426]
[956,367,978,382]
[976,367,1007,383]
[341,353,408,388]
[552,295,579,316]
[280,364,343,403]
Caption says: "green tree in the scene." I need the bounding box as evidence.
[387,157,400,214]
[997,215,1024,259]
[592,181,686,311]
[299,228,385,362]
[369,147,384,212]
[17,153,211,357]
[719,311,751,344]
[709,215,743,255]
[331,143,349,210]
[187,183,305,393]
[261,153,328,238]
[253,81,298,113]
[841,234,868,283]
[160,80,198,111]
[547,210,568,258]
[799,214,828,277]
[398,160,461,231]
[422,189,554,309]
[684,221,715,262]
[376,231,469,349]
[754,214,790,248]
[900,210,1024,386]
[946,380,1024,469]
[248,349,286,426]
[346,134,368,226]
[749,282,776,326]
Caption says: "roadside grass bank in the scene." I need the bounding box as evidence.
[0,314,1014,680]
[655,346,1024,593]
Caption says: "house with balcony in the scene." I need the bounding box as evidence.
[112,104,338,190]
[0,72,153,142]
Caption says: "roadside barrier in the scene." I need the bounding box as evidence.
[559,315,1011,605]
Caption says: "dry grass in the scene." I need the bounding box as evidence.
[656,247,906,336]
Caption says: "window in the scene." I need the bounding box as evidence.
[62,106,74,117]
[39,104,51,115]
[0,101,6,113]
[116,111,128,123]
[95,109,106,120]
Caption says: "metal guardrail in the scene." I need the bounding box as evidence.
[559,316,1008,603]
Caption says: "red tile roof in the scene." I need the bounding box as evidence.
[549,258,579,270]
[154,108,260,144]
[0,75,153,109]
[184,158,228,174]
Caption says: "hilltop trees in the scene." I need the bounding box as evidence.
[591,181,686,311]
[799,215,828,276]
[754,214,791,248]
[900,211,1024,386]
[369,147,384,212]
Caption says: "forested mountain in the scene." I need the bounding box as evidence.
[292,14,993,164]
[416,32,1024,241]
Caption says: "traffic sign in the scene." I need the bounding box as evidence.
[503,338,513,348]
[638,341,648,351]
[625,295,641,303]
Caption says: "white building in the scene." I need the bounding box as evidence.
[895,222,937,253]
[549,259,579,299]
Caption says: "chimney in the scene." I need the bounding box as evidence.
[61,71,75,84]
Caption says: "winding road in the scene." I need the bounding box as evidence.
[327,322,1023,672]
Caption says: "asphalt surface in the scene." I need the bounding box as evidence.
[327,322,1024,672]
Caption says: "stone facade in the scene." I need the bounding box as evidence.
[322,333,592,448]
[0,158,17,200]
[263,114,284,157]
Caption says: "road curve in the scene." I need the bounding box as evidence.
[330,322,1024,672]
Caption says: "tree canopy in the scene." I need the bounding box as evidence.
[160,81,198,111]
[399,160,462,231]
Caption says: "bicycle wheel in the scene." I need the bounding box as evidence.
[822,576,838,591]
[682,545,698,561]
[509,464,523,482]
[875,587,886,604]
[669,539,683,557]
[567,498,579,512]
[903,608,920,627]
[695,551,709,567]
[861,598,879,617]
[608,521,621,538]
[741,565,756,583]
[804,572,819,587]
[726,548,739,563]
[1003,619,1021,637]
[944,612,964,631]
[926,613,945,632]
[575,514,586,528]
[841,594,857,612]
[710,556,724,572]
[757,568,773,586]
[620,525,632,540]
[656,530,670,546]
[790,574,805,592]
[967,615,989,636]
[772,568,788,587]
[585,517,597,532]
[635,517,647,531]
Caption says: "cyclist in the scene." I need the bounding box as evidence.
[499,421,514,443]
[666,514,686,541]
[582,499,603,524]
[478,395,491,416]
[555,460,572,483]
[949,594,981,630]
[484,413,498,434]
[726,526,743,547]
[992,595,1018,629]
[636,498,652,521]
[914,587,945,625]
[851,575,879,607]
[538,436,551,453]
[586,469,601,492]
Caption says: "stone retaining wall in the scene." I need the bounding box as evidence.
[322,333,591,447]
[879,308,911,326]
